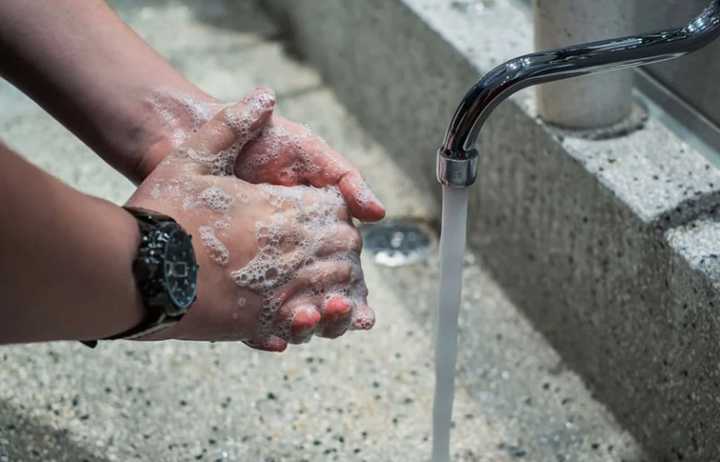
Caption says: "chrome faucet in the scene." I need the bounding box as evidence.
[437,0,720,188]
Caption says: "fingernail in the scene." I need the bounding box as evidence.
[291,305,321,341]
[324,296,353,319]
[319,297,354,339]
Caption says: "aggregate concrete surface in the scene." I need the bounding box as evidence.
[1,1,642,461]
[264,0,720,459]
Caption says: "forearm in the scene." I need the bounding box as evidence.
[0,143,144,343]
[0,0,209,182]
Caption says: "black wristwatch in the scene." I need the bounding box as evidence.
[82,207,199,348]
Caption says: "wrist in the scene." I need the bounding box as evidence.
[80,199,147,341]
[111,86,217,184]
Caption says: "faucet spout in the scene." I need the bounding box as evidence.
[437,0,720,187]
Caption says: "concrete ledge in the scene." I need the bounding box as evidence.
[266,0,720,459]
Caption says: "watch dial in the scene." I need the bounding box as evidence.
[163,225,198,313]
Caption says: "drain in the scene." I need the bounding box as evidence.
[360,219,436,267]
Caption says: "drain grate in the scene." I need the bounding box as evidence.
[360,219,436,267]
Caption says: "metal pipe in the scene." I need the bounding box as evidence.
[535,0,636,129]
[437,0,720,188]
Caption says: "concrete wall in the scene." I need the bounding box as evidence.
[265,0,720,459]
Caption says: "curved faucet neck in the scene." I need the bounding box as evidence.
[438,0,720,187]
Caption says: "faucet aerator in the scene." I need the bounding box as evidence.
[437,149,479,188]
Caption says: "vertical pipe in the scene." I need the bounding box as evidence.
[534,0,637,129]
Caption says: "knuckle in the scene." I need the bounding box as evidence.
[321,224,362,255]
[320,318,352,339]
[335,206,351,222]
[336,262,353,284]
[345,226,363,253]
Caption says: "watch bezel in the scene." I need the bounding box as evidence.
[159,223,198,316]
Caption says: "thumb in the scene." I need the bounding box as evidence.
[174,87,275,175]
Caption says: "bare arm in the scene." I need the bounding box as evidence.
[0,0,209,181]
[0,142,145,343]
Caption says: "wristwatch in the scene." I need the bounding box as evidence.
[82,207,199,348]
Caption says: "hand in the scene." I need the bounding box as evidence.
[127,93,374,351]
[136,88,386,222]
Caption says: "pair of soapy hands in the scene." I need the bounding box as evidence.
[127,88,385,352]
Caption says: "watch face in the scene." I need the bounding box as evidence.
[162,224,199,314]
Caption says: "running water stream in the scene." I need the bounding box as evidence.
[431,186,470,462]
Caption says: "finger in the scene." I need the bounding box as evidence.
[316,295,354,339]
[291,134,386,222]
[177,88,275,175]
[291,304,321,344]
[236,116,386,221]
[277,303,321,344]
[316,223,363,258]
[285,133,386,221]
[350,303,376,331]
[271,297,320,344]
[338,170,386,222]
[272,260,353,306]
[343,276,374,331]
[243,335,287,353]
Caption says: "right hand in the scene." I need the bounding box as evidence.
[126,92,374,351]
